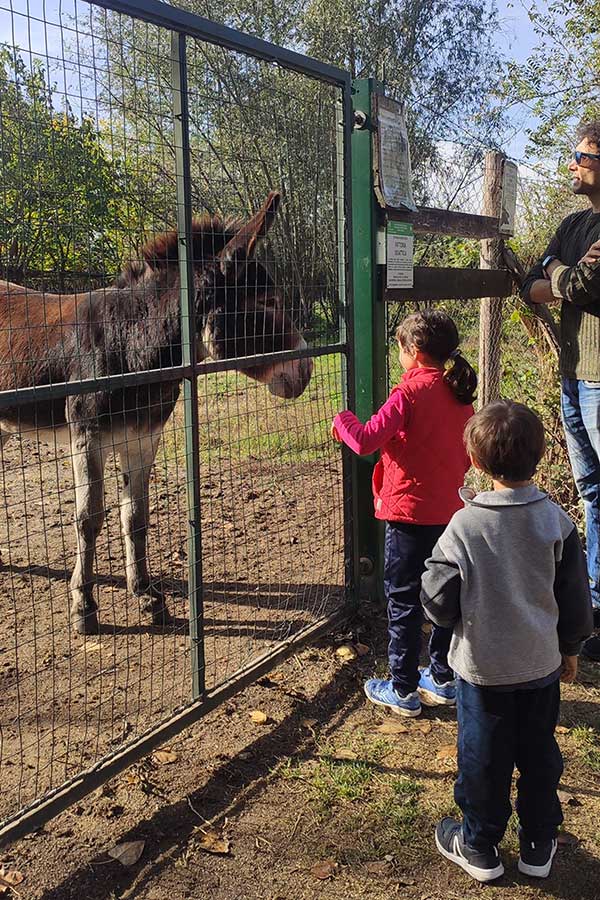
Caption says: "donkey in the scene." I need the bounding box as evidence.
[0,191,312,634]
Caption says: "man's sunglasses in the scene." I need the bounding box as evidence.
[574,150,600,164]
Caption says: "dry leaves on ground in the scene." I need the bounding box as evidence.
[310,858,337,880]
[152,749,178,766]
[375,721,410,735]
[0,865,25,895]
[335,645,358,663]
[330,749,358,761]
[250,710,269,725]
[556,725,571,734]
[195,827,231,855]
[107,840,145,867]
[558,789,581,807]
[414,722,432,735]
[436,744,457,761]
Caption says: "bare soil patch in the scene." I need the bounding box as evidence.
[2,602,600,900]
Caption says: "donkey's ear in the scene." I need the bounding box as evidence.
[219,191,281,277]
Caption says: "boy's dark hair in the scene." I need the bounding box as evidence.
[464,400,546,481]
[576,120,600,149]
[396,310,477,405]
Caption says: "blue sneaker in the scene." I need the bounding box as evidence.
[418,666,456,706]
[363,678,421,717]
[435,818,504,883]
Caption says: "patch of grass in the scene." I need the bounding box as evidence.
[374,776,424,842]
[571,726,600,773]
[313,757,375,806]
[157,353,344,466]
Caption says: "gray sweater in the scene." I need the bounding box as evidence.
[420,485,593,686]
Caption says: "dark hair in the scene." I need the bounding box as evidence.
[464,400,546,481]
[396,310,477,405]
[576,121,600,149]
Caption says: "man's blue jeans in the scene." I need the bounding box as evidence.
[561,377,600,608]
[455,678,563,850]
[384,521,454,695]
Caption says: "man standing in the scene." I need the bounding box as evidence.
[522,122,600,661]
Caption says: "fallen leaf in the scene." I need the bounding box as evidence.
[335,645,357,662]
[81,641,103,653]
[310,858,337,879]
[558,790,581,807]
[375,722,409,735]
[557,831,579,846]
[436,744,457,761]
[108,840,145,866]
[196,827,231,855]
[415,722,432,734]
[152,749,178,765]
[0,866,25,891]
[301,718,318,728]
[331,748,357,761]
[364,860,391,875]
[250,710,269,725]
[556,725,571,734]
[355,643,370,656]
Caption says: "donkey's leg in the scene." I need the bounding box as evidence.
[69,436,106,635]
[118,431,171,626]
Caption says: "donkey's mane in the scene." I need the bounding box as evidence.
[116,215,242,286]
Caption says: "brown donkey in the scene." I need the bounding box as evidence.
[0,192,312,634]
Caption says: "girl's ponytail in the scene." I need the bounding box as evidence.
[444,349,477,405]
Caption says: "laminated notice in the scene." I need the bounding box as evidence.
[386,222,414,289]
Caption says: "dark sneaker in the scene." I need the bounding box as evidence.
[363,678,421,717]
[582,634,600,662]
[435,818,504,883]
[518,837,557,878]
[418,666,457,705]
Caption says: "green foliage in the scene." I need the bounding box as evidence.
[499,0,600,157]
[572,726,600,774]
[0,46,137,290]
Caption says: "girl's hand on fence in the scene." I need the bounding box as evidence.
[330,422,342,442]
[560,654,578,683]
[579,240,600,265]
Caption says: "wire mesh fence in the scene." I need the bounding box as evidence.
[0,0,353,840]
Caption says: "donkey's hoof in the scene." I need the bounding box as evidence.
[72,609,99,635]
[152,603,173,628]
[140,597,172,627]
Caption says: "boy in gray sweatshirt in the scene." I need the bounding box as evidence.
[421,400,592,883]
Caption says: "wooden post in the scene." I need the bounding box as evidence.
[478,151,505,407]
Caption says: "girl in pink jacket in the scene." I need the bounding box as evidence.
[332,310,476,716]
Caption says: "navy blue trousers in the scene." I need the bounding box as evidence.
[456,677,564,850]
[385,521,454,695]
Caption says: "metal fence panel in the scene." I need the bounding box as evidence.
[0,0,354,842]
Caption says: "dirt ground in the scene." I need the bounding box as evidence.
[2,599,600,900]
[0,384,346,828]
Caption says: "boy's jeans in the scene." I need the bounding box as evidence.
[384,521,453,695]
[561,377,600,609]
[455,677,563,850]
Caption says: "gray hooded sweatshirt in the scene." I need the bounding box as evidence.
[420,484,593,686]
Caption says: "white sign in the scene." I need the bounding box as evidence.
[386,222,414,289]
[500,160,518,236]
[376,96,417,211]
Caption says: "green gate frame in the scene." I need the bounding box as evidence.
[0,0,368,846]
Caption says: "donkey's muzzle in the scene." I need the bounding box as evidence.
[268,355,313,399]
